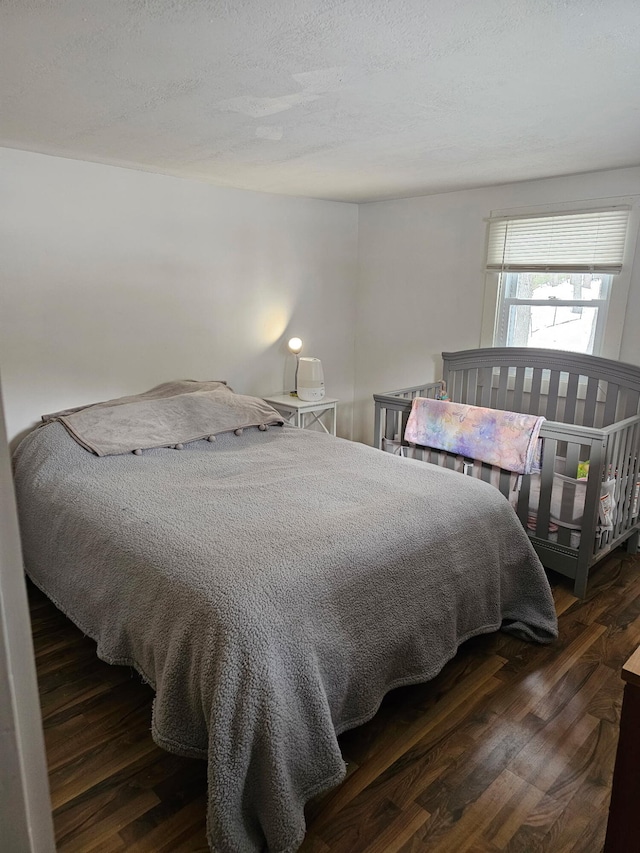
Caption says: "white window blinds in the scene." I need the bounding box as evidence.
[486,208,630,274]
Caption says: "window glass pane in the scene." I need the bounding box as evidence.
[507,272,606,300]
[506,304,599,353]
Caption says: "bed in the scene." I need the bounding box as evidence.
[13,381,558,853]
[374,347,640,599]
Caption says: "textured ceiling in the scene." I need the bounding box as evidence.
[1,0,640,203]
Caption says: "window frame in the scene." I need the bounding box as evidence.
[480,198,639,361]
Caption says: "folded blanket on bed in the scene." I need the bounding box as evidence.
[404,397,545,475]
[42,380,284,456]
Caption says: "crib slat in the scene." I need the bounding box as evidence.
[557,526,572,547]
[450,370,462,403]
[583,376,599,427]
[535,437,557,538]
[512,367,526,413]
[455,370,464,403]
[530,368,543,416]
[565,442,581,478]
[479,368,492,407]
[615,421,636,539]
[620,422,639,536]
[464,368,478,407]
[603,382,620,427]
[612,425,628,540]
[563,372,580,424]
[626,423,640,532]
[603,427,623,548]
[496,367,509,410]
[558,442,581,547]
[608,427,621,484]
[623,388,640,419]
[400,409,410,441]
[480,462,492,483]
[516,473,531,529]
[498,469,512,501]
[384,409,395,440]
[545,370,561,420]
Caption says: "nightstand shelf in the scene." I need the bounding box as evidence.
[263,394,338,436]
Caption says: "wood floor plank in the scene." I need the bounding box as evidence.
[424,769,528,853]
[360,802,430,853]
[49,717,160,809]
[510,623,607,722]
[313,655,507,832]
[56,789,160,853]
[44,684,152,758]
[40,673,133,723]
[123,795,208,852]
[52,751,195,840]
[482,775,545,849]
[322,674,503,831]
[316,796,402,851]
[336,647,504,768]
[552,585,579,618]
[298,832,331,853]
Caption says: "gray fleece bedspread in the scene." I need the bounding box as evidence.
[13,423,558,853]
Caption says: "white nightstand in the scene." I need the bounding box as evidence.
[263,394,338,436]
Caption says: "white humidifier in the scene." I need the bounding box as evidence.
[297,357,325,402]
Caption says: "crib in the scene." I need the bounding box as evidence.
[374,348,640,597]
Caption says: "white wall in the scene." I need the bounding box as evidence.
[3,150,639,450]
[355,167,640,444]
[0,148,359,445]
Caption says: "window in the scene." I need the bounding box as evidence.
[496,271,611,354]
[484,207,631,357]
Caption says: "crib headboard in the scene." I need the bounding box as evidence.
[442,347,640,428]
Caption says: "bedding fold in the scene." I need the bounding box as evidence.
[42,380,284,456]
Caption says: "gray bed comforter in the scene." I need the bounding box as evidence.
[13,423,558,852]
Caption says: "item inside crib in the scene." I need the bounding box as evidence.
[527,457,616,533]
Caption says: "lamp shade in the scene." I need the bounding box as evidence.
[297,357,325,402]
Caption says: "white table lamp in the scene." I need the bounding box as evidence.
[288,337,303,395]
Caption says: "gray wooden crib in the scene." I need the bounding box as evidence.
[374,348,640,597]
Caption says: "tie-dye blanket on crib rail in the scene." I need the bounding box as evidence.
[404,398,545,475]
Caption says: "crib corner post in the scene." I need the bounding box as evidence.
[626,530,640,555]
[573,563,590,599]
[374,402,382,450]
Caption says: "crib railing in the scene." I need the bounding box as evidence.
[601,415,640,551]
[442,348,640,427]
[373,381,444,454]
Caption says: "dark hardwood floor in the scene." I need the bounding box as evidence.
[29,551,640,852]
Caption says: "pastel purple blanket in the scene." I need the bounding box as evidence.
[404,397,545,475]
